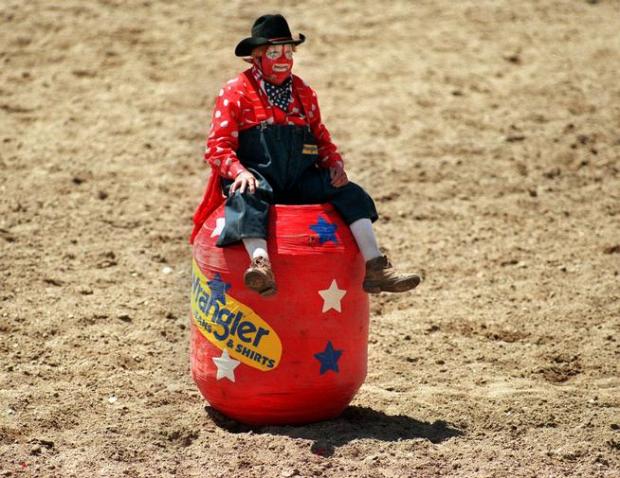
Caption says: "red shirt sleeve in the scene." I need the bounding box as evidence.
[204,81,247,179]
[305,87,344,169]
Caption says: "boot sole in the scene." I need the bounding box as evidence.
[244,270,277,297]
[363,275,421,294]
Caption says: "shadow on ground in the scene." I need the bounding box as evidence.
[205,405,463,457]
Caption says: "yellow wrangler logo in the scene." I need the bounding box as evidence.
[191,260,282,371]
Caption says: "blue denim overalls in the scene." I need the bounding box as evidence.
[216,117,377,247]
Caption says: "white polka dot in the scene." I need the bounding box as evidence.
[219,89,224,96]
[237,101,241,107]
[221,120,228,128]
[205,147,211,154]
[308,111,314,118]
[216,146,224,152]
[311,104,316,111]
[214,159,221,166]
[225,158,232,165]
[223,99,229,106]
[215,110,221,118]
[231,131,238,138]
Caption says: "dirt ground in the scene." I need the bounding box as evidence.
[1,0,619,476]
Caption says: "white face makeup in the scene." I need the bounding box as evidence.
[265,44,294,60]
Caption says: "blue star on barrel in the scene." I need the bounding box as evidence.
[309,216,338,244]
[207,273,231,305]
[314,341,342,374]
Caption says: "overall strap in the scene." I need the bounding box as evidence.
[242,70,270,124]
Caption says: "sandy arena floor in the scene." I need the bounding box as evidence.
[1,0,619,476]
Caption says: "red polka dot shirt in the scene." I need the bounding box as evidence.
[204,66,344,179]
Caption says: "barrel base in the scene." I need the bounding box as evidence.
[196,378,361,426]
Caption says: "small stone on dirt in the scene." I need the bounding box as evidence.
[504,53,521,64]
[280,469,299,478]
[117,314,132,323]
[603,245,620,255]
[43,277,64,286]
[505,134,525,142]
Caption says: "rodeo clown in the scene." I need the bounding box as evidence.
[191,14,421,296]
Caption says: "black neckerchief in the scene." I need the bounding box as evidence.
[263,76,292,112]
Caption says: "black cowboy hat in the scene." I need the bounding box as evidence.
[235,14,306,57]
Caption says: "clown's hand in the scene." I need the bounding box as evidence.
[231,170,257,194]
[329,162,348,188]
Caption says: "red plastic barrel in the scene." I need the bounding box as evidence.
[190,202,369,425]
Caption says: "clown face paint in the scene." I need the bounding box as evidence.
[260,44,294,85]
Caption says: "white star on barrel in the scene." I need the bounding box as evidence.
[210,217,226,238]
[212,349,240,382]
[318,279,347,313]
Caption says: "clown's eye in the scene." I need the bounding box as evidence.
[284,46,293,59]
[266,46,282,59]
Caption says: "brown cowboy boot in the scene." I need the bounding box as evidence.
[243,256,277,296]
[363,255,421,293]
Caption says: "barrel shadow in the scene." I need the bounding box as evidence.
[205,405,463,457]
